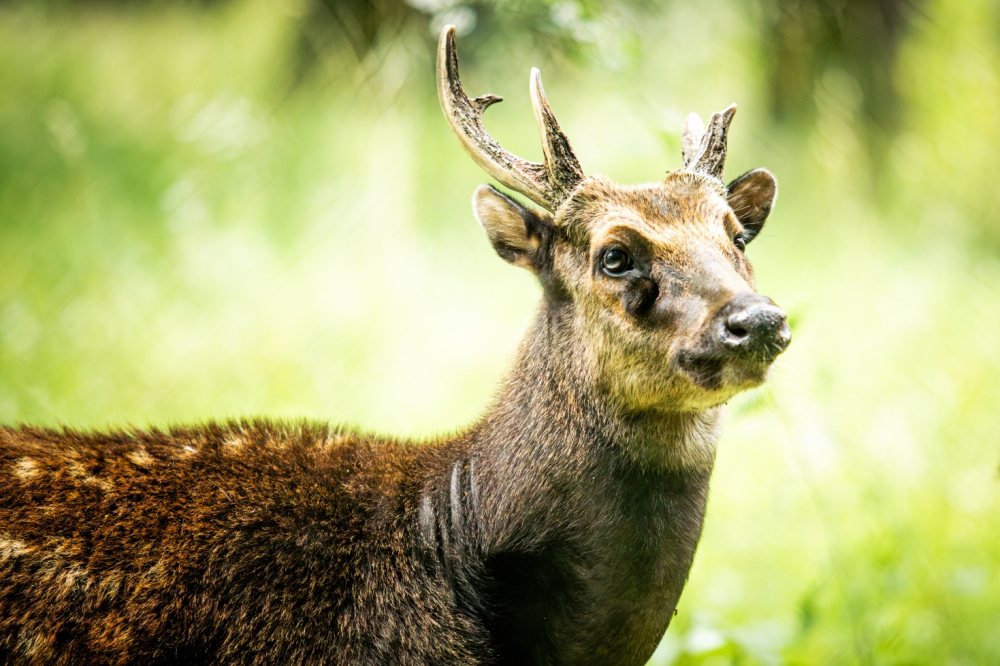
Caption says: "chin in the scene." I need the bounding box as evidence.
[721,359,775,390]
[604,356,777,414]
[675,346,772,384]
[670,360,776,410]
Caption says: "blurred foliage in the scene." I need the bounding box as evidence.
[764,0,920,131]
[1,0,999,664]
[11,0,929,157]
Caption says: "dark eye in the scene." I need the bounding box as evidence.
[734,235,746,252]
[602,248,632,276]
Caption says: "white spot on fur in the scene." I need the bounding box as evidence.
[89,476,114,492]
[96,570,124,603]
[56,565,90,599]
[12,457,38,480]
[0,535,31,562]
[322,432,345,449]
[224,435,245,449]
[67,461,113,492]
[143,559,167,582]
[127,447,153,467]
[183,445,197,455]
[17,629,43,658]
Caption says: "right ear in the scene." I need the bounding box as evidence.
[472,184,554,273]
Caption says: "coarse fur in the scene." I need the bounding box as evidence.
[0,32,789,666]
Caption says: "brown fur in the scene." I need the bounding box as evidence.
[1,98,786,666]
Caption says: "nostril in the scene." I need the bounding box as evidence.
[725,321,748,339]
[720,304,790,356]
[721,313,752,348]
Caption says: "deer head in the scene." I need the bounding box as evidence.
[438,26,790,413]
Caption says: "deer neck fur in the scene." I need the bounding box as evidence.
[423,298,723,664]
[469,296,723,511]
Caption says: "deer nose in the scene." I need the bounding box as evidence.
[719,298,791,359]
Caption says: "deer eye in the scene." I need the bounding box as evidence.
[602,248,633,276]
[734,235,746,252]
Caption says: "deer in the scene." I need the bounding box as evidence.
[0,25,789,666]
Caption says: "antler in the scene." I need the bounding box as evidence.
[680,104,737,181]
[437,25,584,211]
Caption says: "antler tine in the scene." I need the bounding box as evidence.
[680,112,706,167]
[437,25,583,211]
[687,104,737,180]
[529,68,584,203]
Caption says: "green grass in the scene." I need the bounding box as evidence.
[0,0,998,663]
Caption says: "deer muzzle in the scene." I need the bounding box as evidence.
[716,293,790,361]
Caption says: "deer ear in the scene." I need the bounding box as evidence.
[472,184,553,272]
[726,168,777,243]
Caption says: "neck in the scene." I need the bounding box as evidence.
[475,299,722,472]
[428,300,722,664]
[464,299,722,550]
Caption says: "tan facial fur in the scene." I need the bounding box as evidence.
[538,171,776,413]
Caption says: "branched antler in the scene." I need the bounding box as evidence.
[437,26,584,211]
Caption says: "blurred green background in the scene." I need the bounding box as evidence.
[1,0,998,662]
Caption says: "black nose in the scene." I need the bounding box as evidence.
[719,297,791,359]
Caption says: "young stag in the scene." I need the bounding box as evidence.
[0,26,789,666]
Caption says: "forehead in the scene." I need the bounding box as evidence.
[558,171,733,245]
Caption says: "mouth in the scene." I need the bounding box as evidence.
[676,296,792,393]
[676,350,727,391]
[676,346,784,393]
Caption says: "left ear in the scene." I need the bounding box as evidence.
[726,168,777,243]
